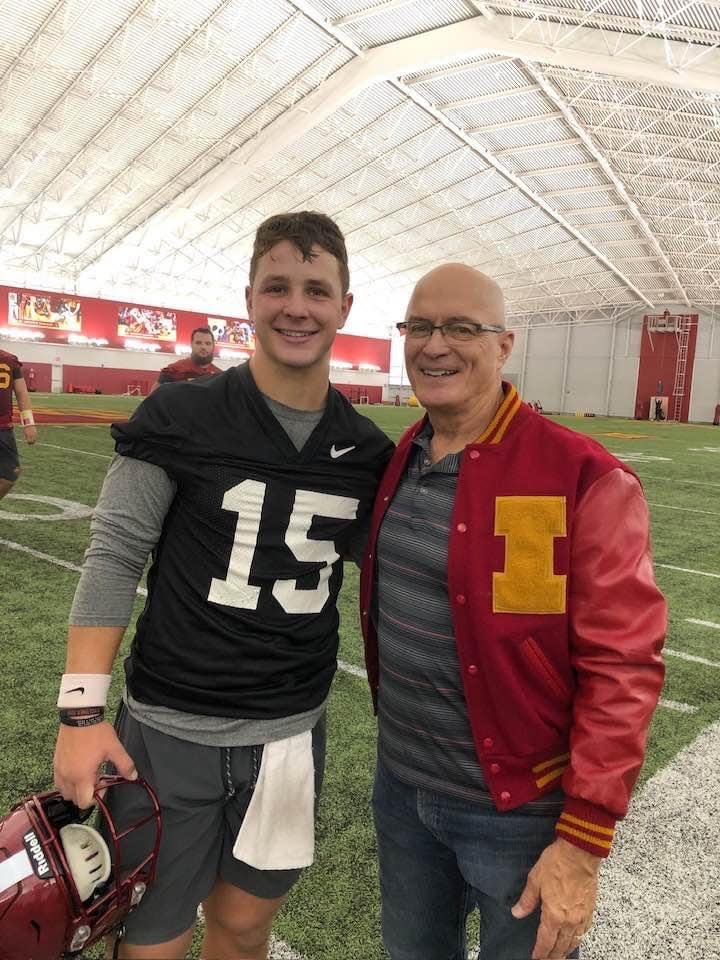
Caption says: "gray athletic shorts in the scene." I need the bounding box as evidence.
[107,702,326,945]
[0,429,19,482]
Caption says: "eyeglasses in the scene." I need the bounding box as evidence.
[396,319,506,341]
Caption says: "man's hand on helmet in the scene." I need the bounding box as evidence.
[54,722,137,809]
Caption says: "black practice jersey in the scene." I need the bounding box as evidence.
[111,363,394,719]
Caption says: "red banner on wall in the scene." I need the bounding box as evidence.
[0,284,390,371]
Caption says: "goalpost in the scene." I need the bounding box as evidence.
[123,382,144,396]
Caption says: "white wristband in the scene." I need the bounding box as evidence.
[57,673,112,709]
[20,410,34,426]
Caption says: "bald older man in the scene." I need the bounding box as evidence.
[360,265,666,960]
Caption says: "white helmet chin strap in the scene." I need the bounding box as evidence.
[59,823,112,902]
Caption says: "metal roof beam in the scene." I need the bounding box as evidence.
[569,97,720,126]
[78,5,716,300]
[486,0,720,48]
[542,183,615,198]
[495,137,583,156]
[333,0,417,27]
[468,111,563,132]
[444,84,541,109]
[406,54,511,86]
[522,62,690,305]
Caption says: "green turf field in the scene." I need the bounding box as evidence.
[1,397,719,959]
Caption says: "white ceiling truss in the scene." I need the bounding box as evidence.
[1,0,719,333]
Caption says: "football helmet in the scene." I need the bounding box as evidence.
[0,776,161,960]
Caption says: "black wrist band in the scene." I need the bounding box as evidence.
[59,708,105,728]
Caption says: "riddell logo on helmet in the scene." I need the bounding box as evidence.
[23,831,51,878]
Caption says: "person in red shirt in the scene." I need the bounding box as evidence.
[361,264,666,960]
[151,327,222,392]
[0,348,38,499]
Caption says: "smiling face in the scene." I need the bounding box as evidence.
[245,240,352,377]
[404,265,514,417]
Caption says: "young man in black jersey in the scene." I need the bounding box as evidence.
[53,212,393,959]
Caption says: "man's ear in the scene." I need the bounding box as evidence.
[499,330,514,367]
[339,292,353,329]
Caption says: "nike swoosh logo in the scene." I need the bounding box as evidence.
[330,444,356,459]
[63,686,85,695]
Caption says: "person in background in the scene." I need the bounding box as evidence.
[150,326,222,391]
[0,348,38,500]
[360,263,666,960]
[53,211,394,960]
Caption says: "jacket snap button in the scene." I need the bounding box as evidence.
[456,594,466,605]
[457,522,467,533]
[490,763,501,774]
[469,450,480,460]
[500,791,511,802]
[467,664,478,675]
[482,737,494,749]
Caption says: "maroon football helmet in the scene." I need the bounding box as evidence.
[0,776,161,960]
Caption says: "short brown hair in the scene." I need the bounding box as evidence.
[191,326,214,341]
[249,211,350,294]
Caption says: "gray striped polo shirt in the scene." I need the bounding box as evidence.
[376,424,563,814]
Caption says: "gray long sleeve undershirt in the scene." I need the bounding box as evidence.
[70,396,341,746]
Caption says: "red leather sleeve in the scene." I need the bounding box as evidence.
[557,468,666,857]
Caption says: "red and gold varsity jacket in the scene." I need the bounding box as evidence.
[360,383,666,858]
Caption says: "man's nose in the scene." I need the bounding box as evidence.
[282,289,310,316]
[421,327,450,353]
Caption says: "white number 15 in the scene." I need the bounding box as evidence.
[207,479,359,615]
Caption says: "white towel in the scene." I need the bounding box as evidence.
[232,730,315,870]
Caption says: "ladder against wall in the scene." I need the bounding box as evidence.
[645,311,695,422]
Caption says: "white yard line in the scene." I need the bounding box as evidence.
[656,563,720,579]
[0,538,84,573]
[639,473,720,489]
[37,442,111,459]
[687,618,720,631]
[658,698,698,714]
[269,938,305,959]
[583,721,720,960]
[337,659,367,679]
[647,501,720,517]
[665,648,720,668]
[0,539,148,595]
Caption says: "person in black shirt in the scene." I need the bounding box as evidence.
[53,212,393,959]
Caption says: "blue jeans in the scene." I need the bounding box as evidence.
[373,760,579,960]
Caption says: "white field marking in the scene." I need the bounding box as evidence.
[656,563,720,579]
[686,618,720,630]
[613,453,672,462]
[637,473,720,489]
[0,538,148,596]
[687,446,720,453]
[658,698,698,714]
[337,659,367,679]
[37,441,111,459]
[0,540,698,715]
[665,648,720,668]
[268,938,304,960]
[647,501,720,517]
[583,721,720,960]
[0,539,84,573]
[0,494,94,522]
